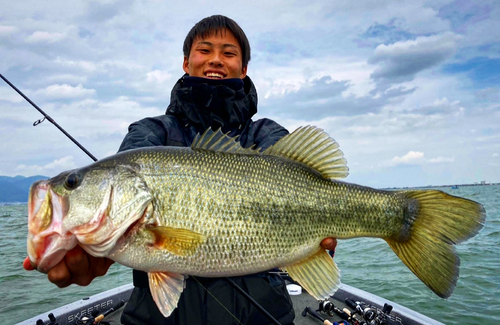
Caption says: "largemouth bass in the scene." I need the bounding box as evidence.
[27,126,485,317]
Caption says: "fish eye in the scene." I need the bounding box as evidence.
[64,172,81,190]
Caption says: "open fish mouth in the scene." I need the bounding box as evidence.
[27,180,77,272]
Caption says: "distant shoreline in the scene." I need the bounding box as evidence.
[0,201,27,205]
[384,183,500,190]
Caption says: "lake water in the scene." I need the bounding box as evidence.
[1,185,499,324]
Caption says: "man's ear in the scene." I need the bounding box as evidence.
[183,56,190,75]
[240,66,247,79]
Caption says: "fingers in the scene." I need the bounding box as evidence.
[46,246,114,288]
[320,237,337,251]
[47,258,73,287]
[48,246,89,287]
[88,254,115,278]
[24,244,115,288]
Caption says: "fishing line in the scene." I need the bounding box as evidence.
[2,72,284,324]
[191,276,245,325]
[0,73,98,162]
[225,277,283,325]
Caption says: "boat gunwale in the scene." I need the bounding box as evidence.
[16,282,444,325]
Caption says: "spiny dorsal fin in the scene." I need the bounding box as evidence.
[191,128,258,155]
[263,125,349,179]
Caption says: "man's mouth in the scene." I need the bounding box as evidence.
[205,72,225,79]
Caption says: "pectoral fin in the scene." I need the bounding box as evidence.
[148,272,186,317]
[283,249,341,300]
[148,226,206,256]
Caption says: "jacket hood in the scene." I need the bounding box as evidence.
[166,74,258,133]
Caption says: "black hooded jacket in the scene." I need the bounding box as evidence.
[119,74,288,152]
[118,75,294,325]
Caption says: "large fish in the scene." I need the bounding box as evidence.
[27,126,485,317]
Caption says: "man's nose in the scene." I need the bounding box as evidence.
[209,51,223,66]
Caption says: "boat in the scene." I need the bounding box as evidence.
[451,186,459,189]
[16,280,444,325]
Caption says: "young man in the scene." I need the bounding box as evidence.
[24,15,337,324]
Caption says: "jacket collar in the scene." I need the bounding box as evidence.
[166,74,258,133]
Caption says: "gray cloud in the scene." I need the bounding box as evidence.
[82,0,134,23]
[438,0,496,34]
[260,76,416,119]
[34,83,96,99]
[360,21,416,45]
[369,32,463,83]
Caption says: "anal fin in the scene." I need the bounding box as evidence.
[148,272,186,317]
[283,249,341,300]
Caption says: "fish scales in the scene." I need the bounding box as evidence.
[105,146,409,276]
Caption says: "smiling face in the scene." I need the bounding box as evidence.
[183,29,247,79]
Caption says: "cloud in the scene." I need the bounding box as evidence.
[15,156,77,177]
[369,32,463,83]
[52,57,145,78]
[384,151,454,167]
[45,74,88,84]
[82,0,135,23]
[54,57,98,72]
[147,70,172,83]
[259,76,350,118]
[428,157,455,163]
[36,84,96,99]
[438,0,496,34]
[25,31,66,43]
[360,22,415,45]
[432,97,459,106]
[475,87,499,100]
[259,75,416,120]
[0,86,24,103]
[389,151,425,165]
[0,25,17,36]
[42,96,164,137]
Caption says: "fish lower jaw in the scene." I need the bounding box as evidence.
[35,247,71,273]
[28,230,79,273]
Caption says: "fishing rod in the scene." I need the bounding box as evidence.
[0,73,98,162]
[2,73,284,325]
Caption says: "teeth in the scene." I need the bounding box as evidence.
[206,72,224,79]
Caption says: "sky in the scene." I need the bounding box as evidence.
[0,0,499,188]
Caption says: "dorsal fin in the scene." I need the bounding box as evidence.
[263,126,349,179]
[192,126,348,180]
[191,128,257,155]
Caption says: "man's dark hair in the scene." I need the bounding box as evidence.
[183,15,251,68]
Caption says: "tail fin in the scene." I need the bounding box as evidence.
[386,190,485,298]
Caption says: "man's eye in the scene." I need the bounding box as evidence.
[199,49,210,53]
[225,52,236,56]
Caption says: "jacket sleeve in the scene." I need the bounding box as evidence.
[248,118,289,151]
[118,118,168,153]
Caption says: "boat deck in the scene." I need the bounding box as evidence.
[19,282,443,325]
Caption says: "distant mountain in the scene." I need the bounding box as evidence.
[0,175,49,203]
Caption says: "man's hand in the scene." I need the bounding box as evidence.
[23,245,114,287]
[320,237,337,253]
